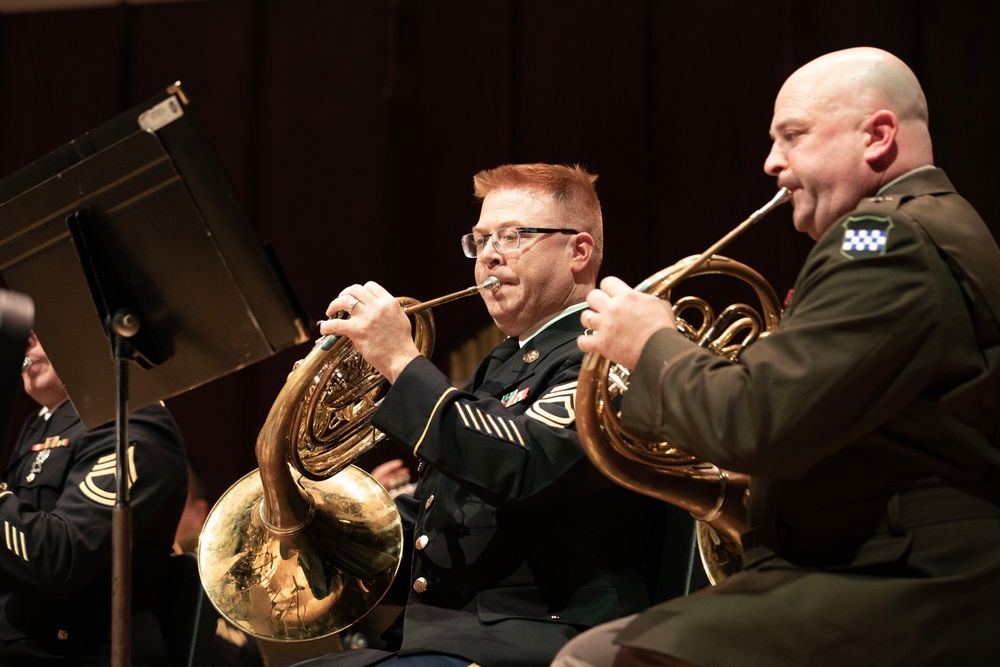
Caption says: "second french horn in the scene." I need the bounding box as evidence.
[576,188,791,583]
[198,277,500,641]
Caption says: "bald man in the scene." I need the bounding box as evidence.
[556,47,1000,665]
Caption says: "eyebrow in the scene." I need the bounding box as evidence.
[472,223,518,233]
[769,117,804,139]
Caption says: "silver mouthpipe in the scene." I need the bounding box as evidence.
[21,357,31,372]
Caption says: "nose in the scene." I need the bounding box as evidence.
[763,141,785,177]
[478,238,503,268]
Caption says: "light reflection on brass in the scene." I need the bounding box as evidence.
[576,189,790,584]
[198,465,401,641]
[197,278,501,642]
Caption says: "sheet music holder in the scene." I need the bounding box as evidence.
[0,83,309,666]
[0,84,309,427]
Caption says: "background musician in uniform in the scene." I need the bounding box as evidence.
[553,47,1000,666]
[0,330,188,665]
[292,163,666,667]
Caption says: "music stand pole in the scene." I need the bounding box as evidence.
[110,310,140,667]
[0,86,310,665]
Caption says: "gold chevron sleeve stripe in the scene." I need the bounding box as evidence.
[509,421,527,447]
[525,381,577,428]
[4,521,28,562]
[475,408,495,436]
[486,413,511,440]
[543,382,577,398]
[465,404,484,431]
[494,415,526,447]
[81,479,116,506]
[493,416,515,442]
[526,400,574,428]
[456,404,472,428]
[79,446,138,506]
[455,402,529,447]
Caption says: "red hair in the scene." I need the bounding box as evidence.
[472,163,603,272]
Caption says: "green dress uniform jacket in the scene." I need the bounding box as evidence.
[616,168,1000,666]
[0,400,188,666]
[294,310,663,667]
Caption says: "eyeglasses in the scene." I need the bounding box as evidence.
[461,227,578,258]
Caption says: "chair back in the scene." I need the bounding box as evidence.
[161,552,218,667]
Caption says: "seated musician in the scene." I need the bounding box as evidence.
[556,47,1000,666]
[288,163,671,667]
[0,330,187,665]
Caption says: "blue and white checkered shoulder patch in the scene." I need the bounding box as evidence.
[840,215,893,259]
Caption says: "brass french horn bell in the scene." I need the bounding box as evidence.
[576,188,790,584]
[198,277,500,641]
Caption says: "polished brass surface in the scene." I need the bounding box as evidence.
[198,464,401,641]
[291,276,499,481]
[287,297,432,482]
[576,189,790,584]
[198,277,500,641]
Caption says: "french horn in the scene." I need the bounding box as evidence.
[576,188,791,583]
[198,277,500,641]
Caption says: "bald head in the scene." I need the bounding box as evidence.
[787,47,928,124]
[780,47,933,170]
[765,48,935,239]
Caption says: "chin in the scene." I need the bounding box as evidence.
[488,306,518,333]
[792,214,816,238]
[489,306,512,328]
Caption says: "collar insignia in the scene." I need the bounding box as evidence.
[522,349,540,364]
[840,215,893,259]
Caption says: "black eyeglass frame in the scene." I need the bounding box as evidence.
[461,227,578,258]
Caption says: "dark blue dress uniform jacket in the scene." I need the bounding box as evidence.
[324,309,663,667]
[0,400,187,666]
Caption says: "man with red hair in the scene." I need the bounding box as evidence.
[292,164,672,667]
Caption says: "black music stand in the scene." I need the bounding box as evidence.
[0,84,309,667]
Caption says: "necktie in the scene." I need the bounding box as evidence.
[485,337,520,378]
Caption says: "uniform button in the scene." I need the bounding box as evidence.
[415,535,429,550]
[57,629,69,640]
[424,494,435,510]
[413,577,428,593]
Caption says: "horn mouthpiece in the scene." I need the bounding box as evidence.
[480,276,500,291]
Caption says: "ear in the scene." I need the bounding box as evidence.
[569,232,595,273]
[192,497,210,524]
[863,109,898,166]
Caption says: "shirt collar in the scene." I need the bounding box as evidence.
[518,302,587,347]
[877,165,936,195]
